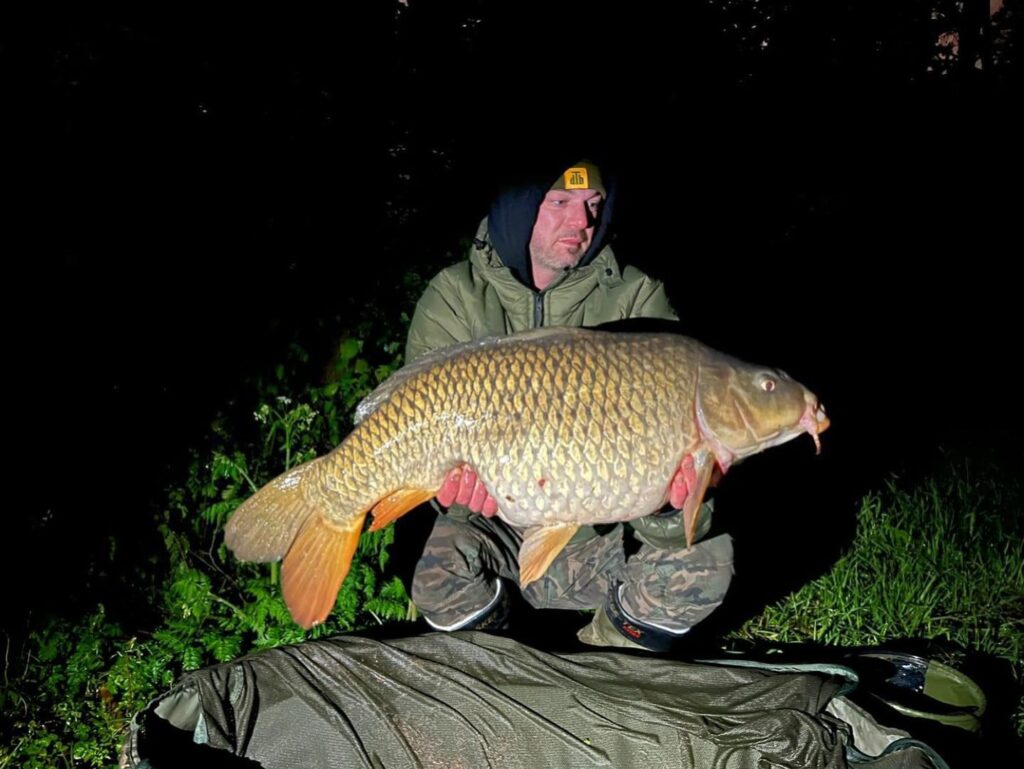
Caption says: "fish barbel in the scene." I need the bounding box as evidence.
[225,327,829,628]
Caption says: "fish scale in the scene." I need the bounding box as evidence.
[225,326,829,628]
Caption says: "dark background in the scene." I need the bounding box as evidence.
[10,3,1021,628]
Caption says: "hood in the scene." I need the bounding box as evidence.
[486,158,618,287]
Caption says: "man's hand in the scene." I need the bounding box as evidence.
[668,466,688,510]
[437,460,720,519]
[668,460,724,509]
[436,465,499,517]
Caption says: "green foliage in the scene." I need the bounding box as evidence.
[732,455,1024,735]
[1,319,413,767]
[4,270,1022,763]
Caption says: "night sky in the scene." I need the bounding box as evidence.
[14,5,1021,627]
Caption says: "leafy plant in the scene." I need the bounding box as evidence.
[1,323,413,767]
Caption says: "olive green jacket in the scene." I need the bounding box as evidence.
[406,219,702,548]
[406,220,677,363]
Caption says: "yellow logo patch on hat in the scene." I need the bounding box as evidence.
[563,167,590,189]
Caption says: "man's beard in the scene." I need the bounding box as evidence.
[531,235,588,273]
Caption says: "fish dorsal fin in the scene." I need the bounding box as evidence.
[354,327,591,424]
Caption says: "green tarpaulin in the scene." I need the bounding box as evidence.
[124,631,945,768]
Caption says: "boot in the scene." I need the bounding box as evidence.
[577,583,683,652]
[460,580,512,631]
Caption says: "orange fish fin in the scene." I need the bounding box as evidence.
[368,488,435,531]
[282,511,367,629]
[224,458,320,561]
[519,524,580,587]
[681,449,716,548]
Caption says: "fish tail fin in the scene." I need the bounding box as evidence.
[224,458,323,562]
[282,510,367,629]
[224,457,368,629]
[282,483,436,627]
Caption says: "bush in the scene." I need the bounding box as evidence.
[1,322,413,768]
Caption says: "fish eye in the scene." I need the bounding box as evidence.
[759,374,777,393]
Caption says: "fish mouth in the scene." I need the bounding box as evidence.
[800,400,830,455]
[741,398,829,457]
[695,390,830,468]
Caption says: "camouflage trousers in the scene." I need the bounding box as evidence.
[411,513,734,635]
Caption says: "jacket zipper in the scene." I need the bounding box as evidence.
[533,291,544,328]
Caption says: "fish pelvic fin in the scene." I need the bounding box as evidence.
[282,511,367,629]
[368,488,436,531]
[681,449,717,548]
[519,524,580,588]
[224,458,322,562]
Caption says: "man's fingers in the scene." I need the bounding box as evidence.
[455,468,477,505]
[468,480,489,512]
[669,468,688,510]
[481,495,499,517]
[436,469,461,507]
[437,465,498,516]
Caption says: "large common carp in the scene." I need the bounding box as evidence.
[225,327,829,628]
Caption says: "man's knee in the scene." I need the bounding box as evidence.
[620,533,735,634]
[520,525,625,611]
[411,516,510,631]
[412,570,509,631]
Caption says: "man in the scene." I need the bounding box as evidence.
[405,158,734,651]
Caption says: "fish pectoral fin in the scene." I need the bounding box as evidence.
[282,511,367,629]
[681,449,716,549]
[519,524,580,588]
[368,488,436,531]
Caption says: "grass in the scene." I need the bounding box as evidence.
[4,440,1020,767]
[731,454,1024,736]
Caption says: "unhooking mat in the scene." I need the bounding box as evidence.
[123,631,947,768]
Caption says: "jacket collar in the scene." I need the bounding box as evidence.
[469,218,623,295]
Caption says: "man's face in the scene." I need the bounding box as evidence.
[528,188,604,278]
